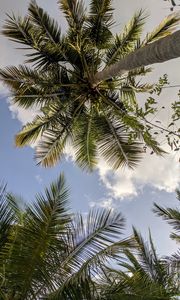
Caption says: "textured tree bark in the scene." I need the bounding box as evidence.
[93,30,180,85]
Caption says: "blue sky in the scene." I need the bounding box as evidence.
[0,0,180,256]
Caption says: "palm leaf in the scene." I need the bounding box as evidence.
[97,110,142,169]
[164,250,180,274]
[0,65,50,108]
[59,0,86,31]
[47,277,96,300]
[35,128,69,167]
[85,0,114,48]
[0,65,72,109]
[2,13,33,45]
[15,104,65,147]
[0,184,13,249]
[73,106,98,171]
[28,0,61,44]
[142,12,180,45]
[2,14,66,69]
[105,10,146,66]
[49,208,132,299]
[63,209,126,269]
[2,175,70,299]
[153,204,180,237]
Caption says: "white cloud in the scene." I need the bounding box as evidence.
[97,148,180,200]
[8,100,38,125]
[89,197,114,210]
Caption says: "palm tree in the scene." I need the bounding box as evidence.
[0,0,180,170]
[97,228,179,299]
[0,175,133,299]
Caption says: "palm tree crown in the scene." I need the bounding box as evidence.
[0,0,180,170]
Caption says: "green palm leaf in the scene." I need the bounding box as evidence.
[47,208,132,299]
[142,12,180,45]
[153,203,180,240]
[59,0,86,32]
[2,13,66,69]
[97,110,142,169]
[85,0,114,48]
[15,103,66,146]
[35,128,70,167]
[105,10,146,65]
[1,175,70,299]
[28,0,61,44]
[73,106,98,171]
[0,184,13,249]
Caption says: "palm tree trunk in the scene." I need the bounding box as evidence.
[93,30,180,85]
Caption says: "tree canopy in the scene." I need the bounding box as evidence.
[0,0,179,171]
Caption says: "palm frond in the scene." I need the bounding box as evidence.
[73,107,98,171]
[2,14,66,69]
[0,184,13,249]
[127,66,152,77]
[153,203,180,236]
[59,0,86,31]
[132,228,158,279]
[28,0,61,43]
[35,128,69,167]
[105,10,146,65]
[47,276,96,300]
[97,110,142,169]
[142,12,180,45]
[0,65,50,108]
[45,208,132,299]
[15,116,48,147]
[85,0,114,48]
[2,175,70,299]
[15,104,64,147]
[0,65,72,108]
[2,13,33,45]
[61,208,127,272]
[164,250,180,276]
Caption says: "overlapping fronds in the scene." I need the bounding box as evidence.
[99,228,178,299]
[0,184,13,249]
[0,174,139,299]
[47,208,133,299]
[85,0,114,48]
